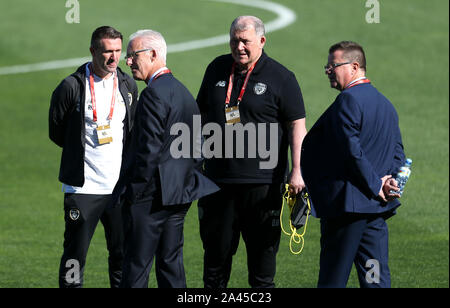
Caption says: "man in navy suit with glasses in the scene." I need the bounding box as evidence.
[112,29,219,288]
[302,41,405,288]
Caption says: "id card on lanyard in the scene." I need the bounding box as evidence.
[88,64,118,144]
[224,61,257,125]
[225,106,240,124]
[96,124,113,144]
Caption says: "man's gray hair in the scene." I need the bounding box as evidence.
[129,29,167,64]
[230,16,265,37]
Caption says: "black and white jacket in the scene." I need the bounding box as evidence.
[49,63,138,187]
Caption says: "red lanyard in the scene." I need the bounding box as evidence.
[88,65,118,123]
[225,61,258,107]
[345,78,371,90]
[149,68,171,85]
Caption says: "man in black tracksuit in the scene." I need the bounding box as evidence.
[197,16,307,288]
[49,26,138,288]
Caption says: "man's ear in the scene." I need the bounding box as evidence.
[260,35,266,48]
[150,49,157,62]
[89,46,95,57]
[352,61,360,73]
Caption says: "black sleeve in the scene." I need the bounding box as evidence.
[279,72,306,122]
[196,62,214,115]
[128,77,140,130]
[48,77,77,147]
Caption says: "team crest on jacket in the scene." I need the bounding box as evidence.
[128,92,133,105]
[254,82,267,95]
[69,208,80,221]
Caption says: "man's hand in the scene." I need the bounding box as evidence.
[288,168,305,195]
[378,175,400,202]
[383,177,401,201]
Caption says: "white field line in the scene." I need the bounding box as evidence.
[0,0,296,76]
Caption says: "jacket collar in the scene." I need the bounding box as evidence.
[251,50,268,75]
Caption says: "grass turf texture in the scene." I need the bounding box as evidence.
[0,0,448,288]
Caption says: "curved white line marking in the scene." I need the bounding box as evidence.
[0,0,296,76]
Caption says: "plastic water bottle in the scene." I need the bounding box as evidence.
[391,158,412,196]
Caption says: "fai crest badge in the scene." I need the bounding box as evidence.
[254,82,267,95]
[69,209,80,221]
[128,92,133,105]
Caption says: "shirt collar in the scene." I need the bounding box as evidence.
[148,66,169,86]
[345,76,367,89]
[230,50,268,76]
[249,50,267,75]
[86,62,115,82]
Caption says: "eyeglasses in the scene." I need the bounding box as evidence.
[324,61,351,72]
[125,48,152,60]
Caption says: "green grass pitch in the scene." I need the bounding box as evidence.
[0,0,448,288]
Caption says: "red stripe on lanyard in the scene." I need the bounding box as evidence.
[88,64,118,123]
[149,69,171,85]
[345,78,371,90]
[225,60,258,107]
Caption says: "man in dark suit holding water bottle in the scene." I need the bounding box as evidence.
[301,41,406,288]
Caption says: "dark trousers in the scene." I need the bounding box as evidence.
[198,183,282,288]
[318,213,391,288]
[59,193,124,288]
[120,197,190,288]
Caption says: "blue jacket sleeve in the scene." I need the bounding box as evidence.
[391,126,405,176]
[332,93,382,198]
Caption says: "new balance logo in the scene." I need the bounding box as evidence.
[215,80,226,87]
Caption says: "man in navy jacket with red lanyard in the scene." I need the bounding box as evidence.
[301,41,405,288]
[112,29,219,288]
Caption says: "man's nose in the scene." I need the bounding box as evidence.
[112,51,121,61]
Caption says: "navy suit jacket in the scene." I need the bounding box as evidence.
[301,82,405,218]
[114,72,219,206]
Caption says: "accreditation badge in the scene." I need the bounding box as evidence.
[225,106,241,124]
[96,123,113,144]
